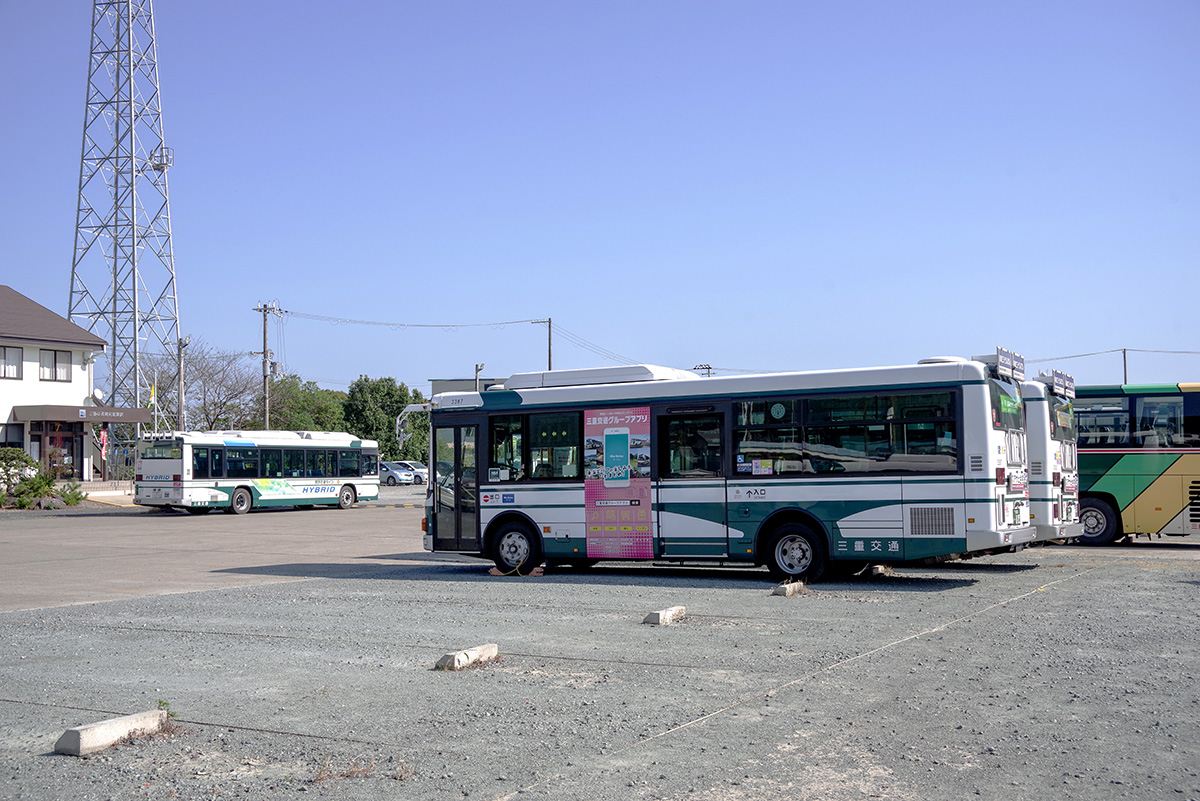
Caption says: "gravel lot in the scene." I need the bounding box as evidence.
[1,491,1198,801]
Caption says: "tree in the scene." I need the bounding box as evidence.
[269,374,346,432]
[137,338,259,431]
[182,341,260,430]
[343,376,426,461]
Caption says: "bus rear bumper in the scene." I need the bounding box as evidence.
[966,525,1036,552]
[1032,522,1083,542]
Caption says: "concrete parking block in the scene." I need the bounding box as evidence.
[772,582,809,596]
[643,605,686,625]
[54,709,167,756]
[435,643,500,671]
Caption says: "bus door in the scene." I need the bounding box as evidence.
[432,422,480,552]
[655,408,730,557]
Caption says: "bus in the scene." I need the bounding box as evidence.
[416,350,1035,581]
[1075,384,1200,544]
[134,430,380,514]
[1022,371,1083,543]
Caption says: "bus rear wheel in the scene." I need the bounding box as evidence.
[337,485,356,509]
[1079,498,1119,546]
[229,488,252,515]
[491,523,542,574]
[765,523,828,582]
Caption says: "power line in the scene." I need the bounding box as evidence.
[281,307,646,367]
[282,309,538,329]
[554,324,641,365]
[1027,348,1200,364]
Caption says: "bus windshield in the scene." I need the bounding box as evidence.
[989,379,1024,430]
[141,440,182,460]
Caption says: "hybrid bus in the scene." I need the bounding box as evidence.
[1075,384,1200,544]
[1022,371,1082,543]
[134,430,380,513]
[414,350,1034,581]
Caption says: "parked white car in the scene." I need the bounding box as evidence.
[392,460,428,484]
[380,462,415,486]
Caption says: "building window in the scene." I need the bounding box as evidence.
[1,346,21,379]
[3,424,23,448]
[39,350,72,382]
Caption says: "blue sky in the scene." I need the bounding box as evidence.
[2,1,1197,395]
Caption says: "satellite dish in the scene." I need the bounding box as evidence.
[92,389,106,405]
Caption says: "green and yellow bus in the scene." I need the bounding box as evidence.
[1076,384,1200,544]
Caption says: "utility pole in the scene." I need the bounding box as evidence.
[532,318,552,370]
[693,364,713,377]
[252,303,283,428]
[177,335,190,430]
[475,363,485,392]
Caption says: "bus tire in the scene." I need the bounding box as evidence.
[230,488,252,515]
[765,523,828,582]
[491,522,542,574]
[337,485,356,509]
[1079,498,1119,546]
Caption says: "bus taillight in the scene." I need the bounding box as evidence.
[996,467,1006,485]
[421,517,427,533]
[1052,472,1061,489]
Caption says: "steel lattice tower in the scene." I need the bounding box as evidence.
[68,0,180,433]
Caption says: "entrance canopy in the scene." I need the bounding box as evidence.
[12,405,152,424]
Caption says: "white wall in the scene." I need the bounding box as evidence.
[1,338,98,478]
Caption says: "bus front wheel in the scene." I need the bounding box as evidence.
[338,485,356,509]
[1079,498,1119,546]
[491,523,542,574]
[765,523,828,582]
[229,488,252,515]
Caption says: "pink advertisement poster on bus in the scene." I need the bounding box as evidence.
[584,406,652,559]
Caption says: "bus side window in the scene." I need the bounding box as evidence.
[338,449,360,477]
[1135,397,1184,448]
[1185,394,1200,448]
[284,450,304,477]
[210,448,224,478]
[193,448,209,479]
[306,450,324,477]
[261,449,283,479]
[490,415,524,482]
[661,414,723,478]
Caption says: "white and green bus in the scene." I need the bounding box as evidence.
[417,351,1034,581]
[134,431,380,514]
[1022,371,1083,543]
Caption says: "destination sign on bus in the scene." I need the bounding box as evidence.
[996,347,1026,381]
[1052,369,1076,399]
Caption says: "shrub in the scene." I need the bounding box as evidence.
[59,481,89,506]
[13,472,56,508]
[0,448,38,496]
